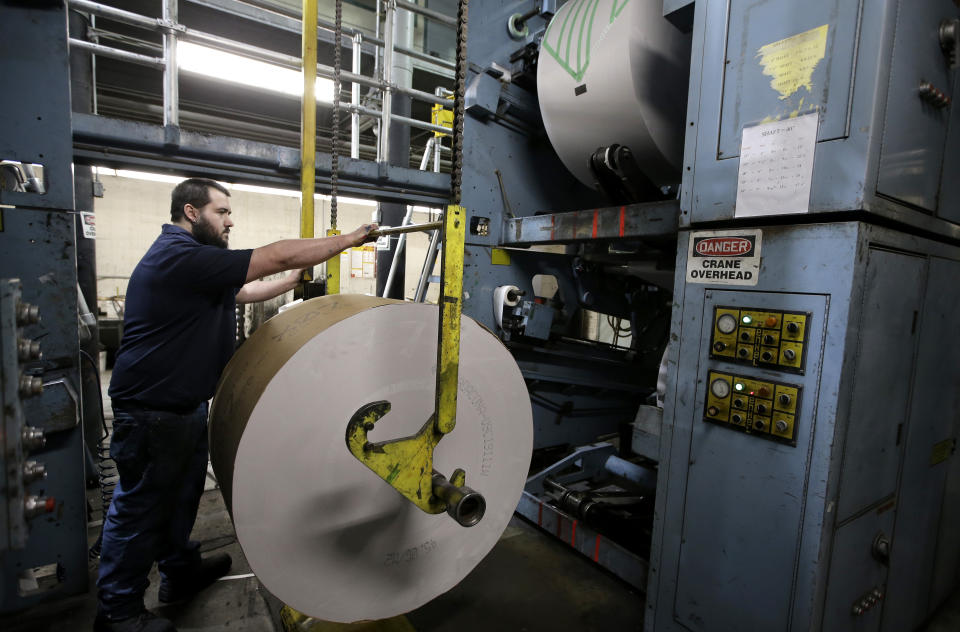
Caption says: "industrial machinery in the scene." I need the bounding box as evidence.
[449,0,960,630]
[0,2,89,613]
[1,0,958,629]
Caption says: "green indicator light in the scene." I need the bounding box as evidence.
[735,383,745,391]
[742,315,753,324]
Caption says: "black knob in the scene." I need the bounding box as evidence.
[763,335,775,344]
[761,351,773,361]
[757,404,767,414]
[733,398,744,408]
[786,322,800,334]
[732,414,743,424]
[754,420,765,430]
[714,342,726,352]
[738,348,749,358]
[779,394,791,406]
[740,332,750,341]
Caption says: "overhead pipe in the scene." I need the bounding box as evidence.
[379,0,395,163]
[351,33,362,159]
[161,0,179,126]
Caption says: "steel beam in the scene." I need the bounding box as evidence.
[502,200,681,246]
[516,491,648,591]
[71,113,450,205]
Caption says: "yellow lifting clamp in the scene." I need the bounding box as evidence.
[345,205,486,527]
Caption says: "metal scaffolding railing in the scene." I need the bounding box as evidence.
[66,0,455,161]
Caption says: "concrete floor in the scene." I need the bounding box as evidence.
[3,476,960,631]
[4,474,960,632]
[0,487,645,632]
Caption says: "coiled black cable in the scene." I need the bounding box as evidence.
[79,349,116,560]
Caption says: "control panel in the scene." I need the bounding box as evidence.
[710,306,811,374]
[704,370,802,446]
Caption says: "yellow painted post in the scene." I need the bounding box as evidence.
[435,205,465,435]
[299,0,318,280]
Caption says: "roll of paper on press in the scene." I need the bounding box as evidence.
[493,285,522,329]
[209,295,533,623]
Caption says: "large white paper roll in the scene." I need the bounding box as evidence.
[537,0,691,188]
[209,295,533,622]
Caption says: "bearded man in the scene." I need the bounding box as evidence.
[96,178,375,632]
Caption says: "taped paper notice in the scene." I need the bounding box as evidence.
[349,246,376,279]
[736,113,818,218]
[757,25,828,100]
[686,229,762,286]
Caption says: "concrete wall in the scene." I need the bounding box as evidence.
[92,172,439,318]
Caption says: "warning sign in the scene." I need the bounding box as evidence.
[686,229,762,286]
[80,211,96,239]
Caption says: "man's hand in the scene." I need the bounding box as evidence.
[348,223,378,247]
[285,268,306,285]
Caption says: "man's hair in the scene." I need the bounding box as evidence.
[170,178,230,222]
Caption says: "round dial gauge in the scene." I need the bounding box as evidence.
[710,378,731,399]
[717,314,738,334]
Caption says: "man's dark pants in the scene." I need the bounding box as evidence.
[96,401,209,618]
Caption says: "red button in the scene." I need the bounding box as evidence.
[765,316,778,327]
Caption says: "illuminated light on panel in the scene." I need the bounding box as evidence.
[742,315,753,324]
[734,382,745,392]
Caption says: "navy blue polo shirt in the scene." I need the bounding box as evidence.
[109,224,253,411]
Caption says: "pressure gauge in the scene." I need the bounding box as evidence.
[717,313,738,334]
[710,378,731,399]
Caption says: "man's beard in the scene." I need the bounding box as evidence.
[194,215,229,249]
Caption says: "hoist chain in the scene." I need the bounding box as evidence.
[450,0,468,204]
[330,0,343,230]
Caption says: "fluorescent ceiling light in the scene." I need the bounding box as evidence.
[178,41,334,103]
[93,167,378,206]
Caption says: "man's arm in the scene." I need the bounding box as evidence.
[246,224,375,283]
[236,269,302,304]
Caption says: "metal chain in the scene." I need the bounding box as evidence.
[450,0,468,205]
[330,0,343,230]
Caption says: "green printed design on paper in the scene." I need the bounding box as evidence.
[542,0,606,82]
[610,0,629,22]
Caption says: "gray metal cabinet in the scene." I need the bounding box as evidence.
[674,290,828,632]
[881,256,960,631]
[835,250,925,523]
[681,0,960,239]
[649,222,960,632]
